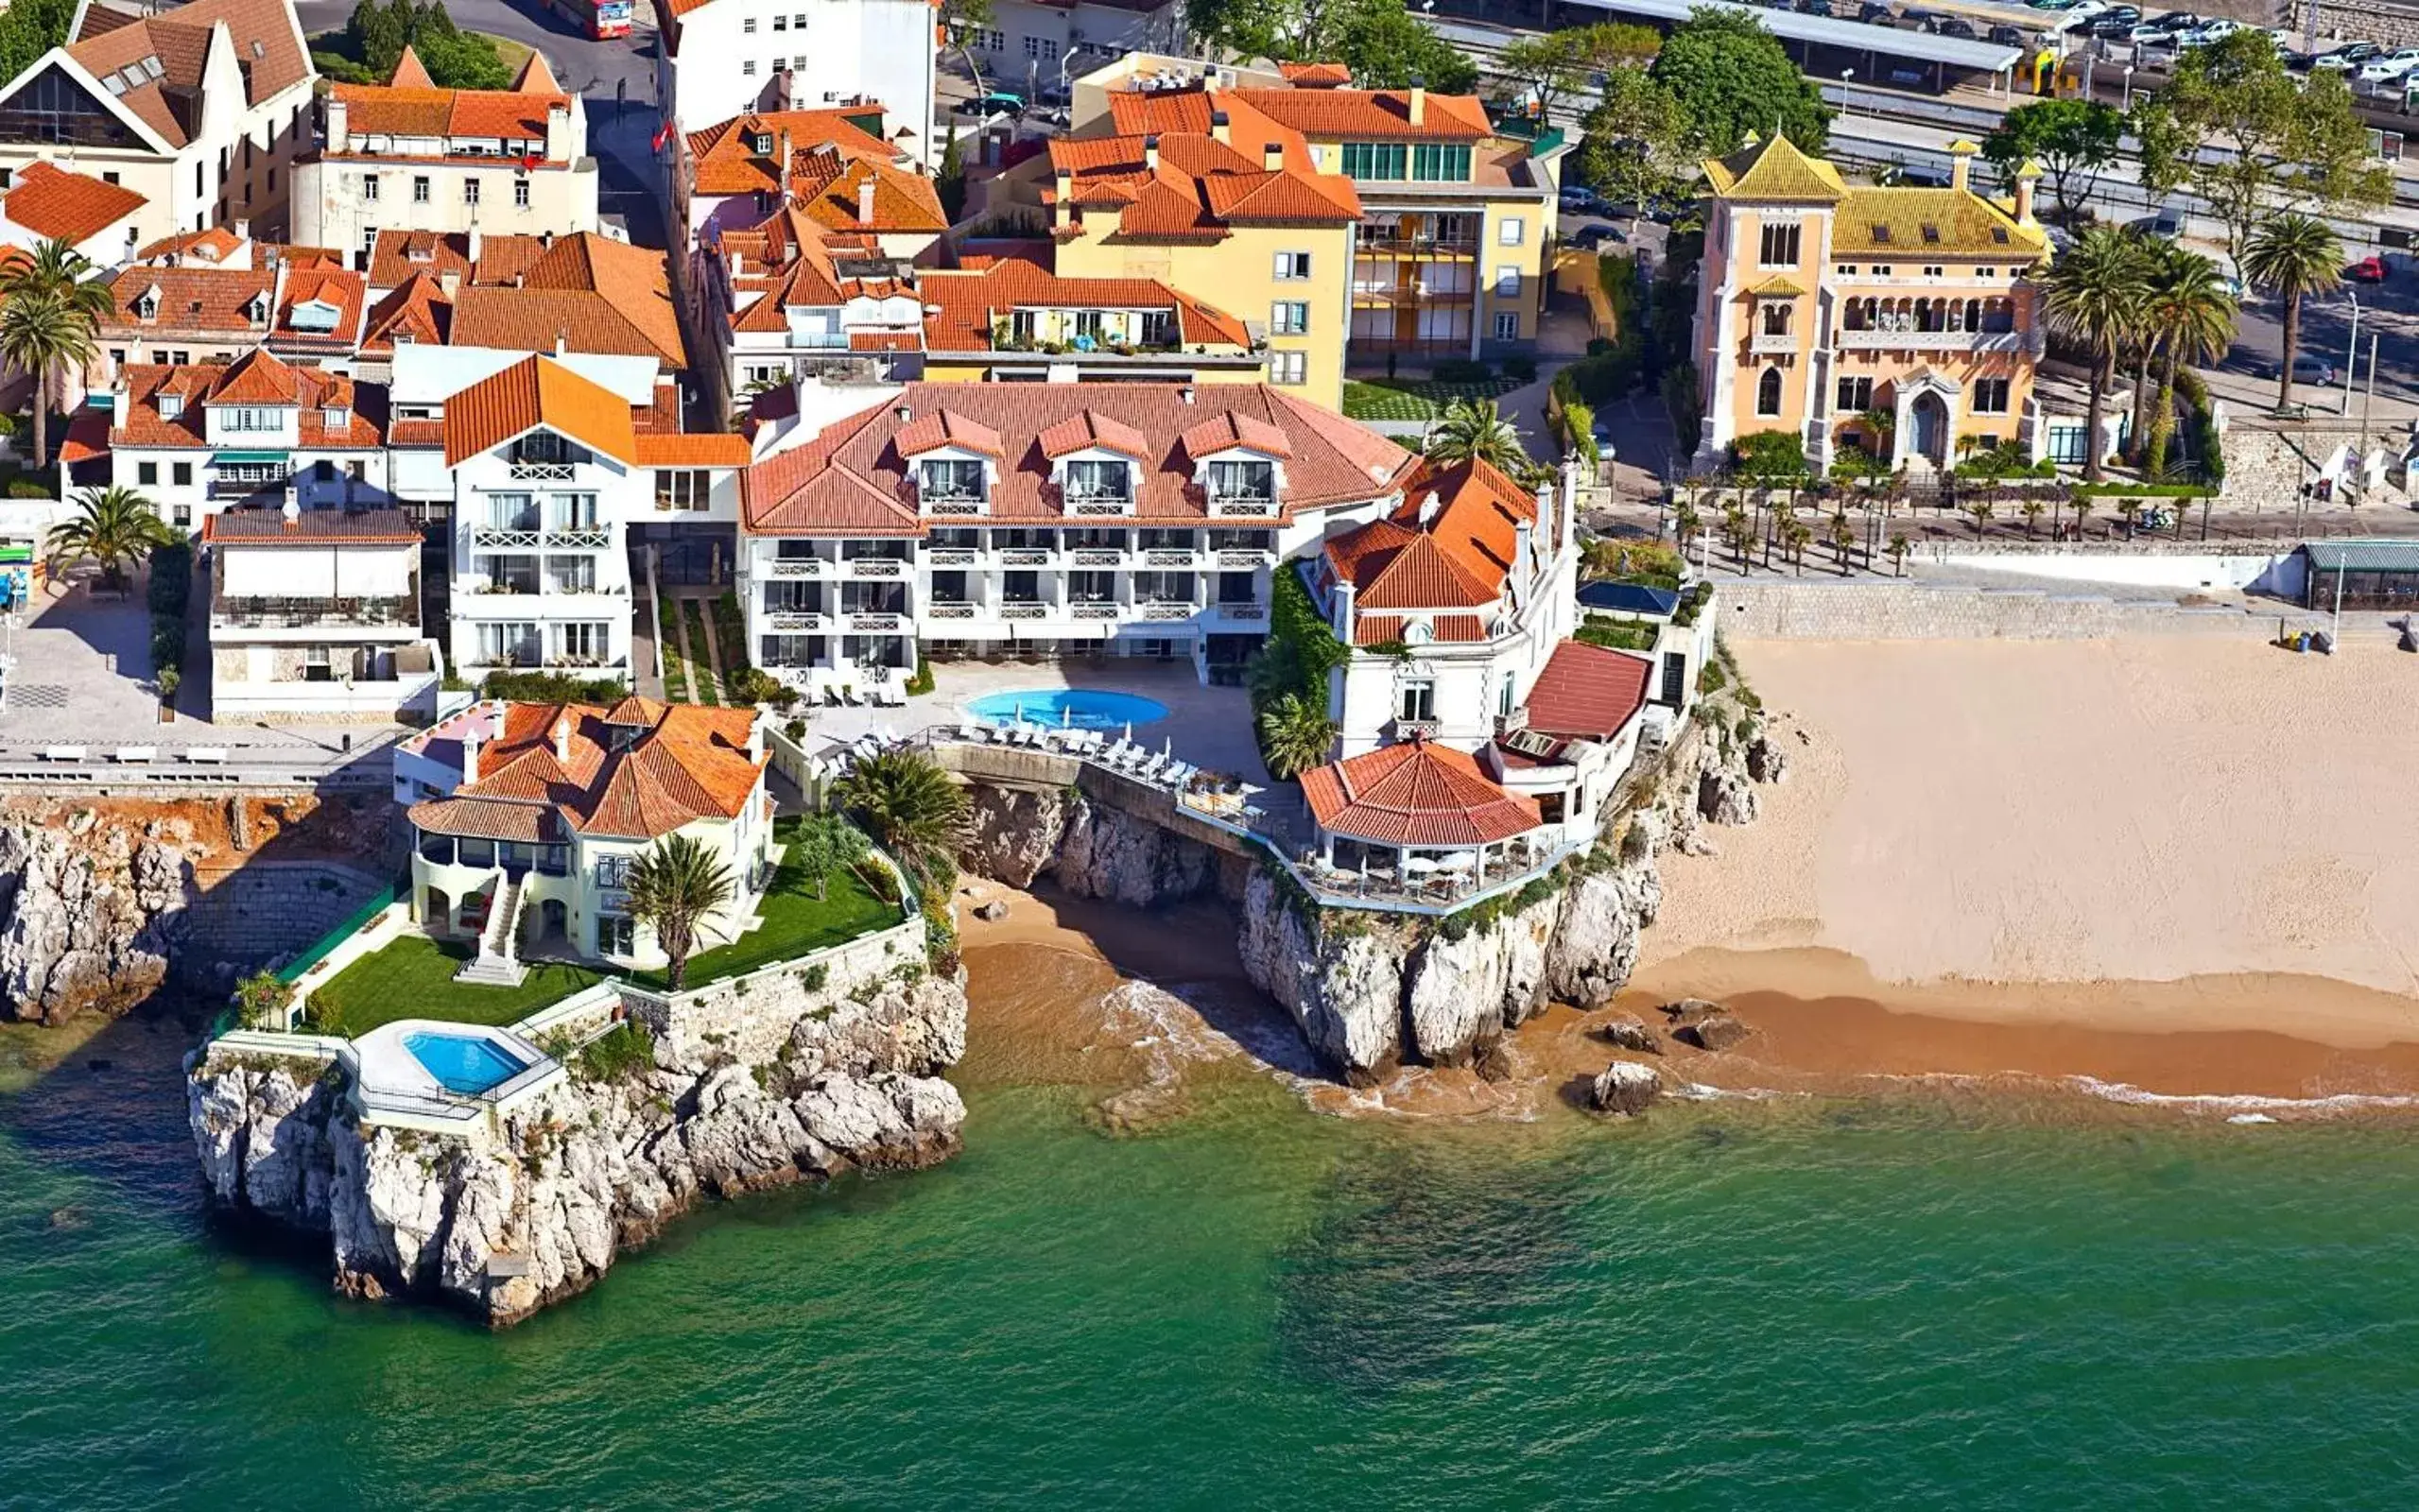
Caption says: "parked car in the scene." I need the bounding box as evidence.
[2145,202,2187,237]
[2355,46,2419,81]
[2083,7,2141,37]
[959,90,1028,116]
[1560,185,1609,215]
[1929,15,1980,39]
[2257,353,2340,385]
[1859,1,1899,23]
[2313,41,2381,70]
[1568,223,1626,250]
[1793,0,1837,14]
[1988,23,2030,44]
[2028,0,2081,10]
[2177,18,2243,46]
[2346,253,2391,282]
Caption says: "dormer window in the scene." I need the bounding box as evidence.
[1204,459,1274,504]
[245,293,269,326]
[919,458,985,503]
[1063,458,1131,504]
[158,392,183,420]
[133,289,159,320]
[753,133,774,154]
[323,405,350,428]
[288,299,340,334]
[221,404,285,433]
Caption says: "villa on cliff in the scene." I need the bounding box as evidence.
[395,695,776,978]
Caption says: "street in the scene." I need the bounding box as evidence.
[293,0,668,246]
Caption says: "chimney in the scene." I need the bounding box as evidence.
[1053,166,1074,228]
[1408,75,1425,129]
[111,378,128,429]
[467,225,482,265]
[779,126,792,175]
[1514,517,1534,578]
[747,708,767,763]
[459,718,483,785]
[1331,578,1356,643]
[233,217,250,243]
[438,268,460,300]
[282,496,300,525]
[2014,160,2041,227]
[893,401,911,421]
[554,333,569,357]
[326,95,349,154]
[1261,141,1282,172]
[1210,109,1229,146]
[1179,384,1196,404]
[552,713,573,765]
[545,99,572,163]
[1948,138,1977,194]
[856,176,875,226]
[1416,490,1439,526]
[1144,133,1160,172]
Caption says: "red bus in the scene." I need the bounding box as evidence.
[555,0,632,40]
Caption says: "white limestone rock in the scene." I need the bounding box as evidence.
[1590,1059,1662,1116]
[1235,868,1407,1084]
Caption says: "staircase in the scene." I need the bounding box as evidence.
[453,872,529,987]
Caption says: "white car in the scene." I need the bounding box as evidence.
[2178,17,2241,44]
[2355,46,2419,81]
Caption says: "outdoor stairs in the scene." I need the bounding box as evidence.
[454,872,528,988]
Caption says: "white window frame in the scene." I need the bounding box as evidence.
[1493,311,1519,340]
[1273,251,1310,281]
[1497,216,1523,247]
[1270,301,1308,335]
[1270,351,1307,386]
[1494,266,1521,298]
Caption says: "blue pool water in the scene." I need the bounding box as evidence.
[966,689,1170,730]
[403,1032,527,1096]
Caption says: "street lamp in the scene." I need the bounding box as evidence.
[1840,68,1854,114]
[2342,287,2361,417]
[2121,64,2135,112]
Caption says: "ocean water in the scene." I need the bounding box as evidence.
[7,1014,2419,1507]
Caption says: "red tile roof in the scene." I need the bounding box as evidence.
[411,698,767,841]
[66,0,312,147]
[202,507,422,544]
[272,266,368,347]
[1352,611,1486,646]
[1183,411,1291,460]
[366,229,548,290]
[895,409,1004,459]
[448,234,685,367]
[359,272,451,352]
[1277,61,1354,86]
[916,262,1252,354]
[334,46,570,142]
[742,383,1417,536]
[686,107,899,196]
[1301,739,1543,847]
[1038,409,1149,460]
[108,361,386,451]
[1521,640,1651,743]
[2,162,146,245]
[1231,86,1493,142]
[107,265,272,334]
[632,432,752,467]
[1046,128,1358,244]
[1323,457,1539,610]
[442,353,637,468]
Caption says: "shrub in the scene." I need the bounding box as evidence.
[233,969,290,1029]
[480,670,630,703]
[7,478,52,499]
[725,666,792,708]
[1576,621,1656,651]
[575,1022,656,1083]
[155,665,181,700]
[1501,353,1538,383]
[1430,356,1493,384]
[905,655,935,696]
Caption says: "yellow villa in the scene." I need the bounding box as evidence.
[1691,135,2085,477]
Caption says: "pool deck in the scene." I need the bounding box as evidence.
[798,662,1273,784]
[352,1020,554,1115]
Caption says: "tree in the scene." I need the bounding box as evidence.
[830,747,968,881]
[1578,68,1691,215]
[345,0,510,90]
[939,0,996,93]
[0,0,75,87]
[2020,497,2046,537]
[45,487,176,595]
[2242,213,2342,412]
[1825,511,1856,574]
[2037,226,2151,481]
[1325,0,1475,92]
[1424,399,1529,472]
[2132,32,2389,273]
[1886,531,1910,576]
[0,238,111,471]
[1255,692,1338,779]
[1731,427,1810,485]
[1964,496,1996,538]
[624,833,735,991]
[1499,25,1655,120]
[2139,245,2238,472]
[786,813,870,902]
[1979,99,2122,224]
[1649,7,1830,156]
[935,129,968,222]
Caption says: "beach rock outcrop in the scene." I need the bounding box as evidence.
[959,783,1235,906]
[0,824,195,1022]
[1677,1013,1753,1052]
[1590,1060,1662,1115]
[1597,1016,1660,1054]
[1746,734,1790,784]
[187,970,971,1328]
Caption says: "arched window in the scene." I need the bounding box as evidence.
[1756,366,1784,416]
[1761,301,1792,336]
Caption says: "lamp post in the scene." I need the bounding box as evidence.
[2342,288,2361,417]
[1841,68,1854,114]
[2121,64,2135,111]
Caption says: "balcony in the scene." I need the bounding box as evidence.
[764,610,830,631]
[469,525,613,551]
[1390,717,1442,741]
[209,476,289,501]
[1141,548,1198,569]
[997,548,1054,567]
[1749,332,1799,355]
[1836,328,2024,353]
[842,557,907,579]
[845,611,907,633]
[1139,601,1197,621]
[766,557,830,577]
[1064,494,1135,518]
[1000,602,1050,620]
[922,494,987,518]
[927,601,978,620]
[508,461,577,482]
[211,595,415,631]
[928,547,980,567]
[1214,548,1273,570]
[1213,601,1270,625]
[1070,547,1125,568]
[1071,602,1120,620]
[1205,495,1276,520]
[1355,234,1477,255]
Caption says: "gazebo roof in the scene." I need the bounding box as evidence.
[1300,738,1543,848]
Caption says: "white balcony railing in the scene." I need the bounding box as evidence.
[923,497,986,517]
[469,525,613,551]
[508,462,577,482]
[928,548,979,567]
[1205,496,1275,519]
[1214,549,1272,569]
[927,602,977,619]
[1141,549,1198,568]
[1141,601,1197,621]
[1070,548,1125,567]
[1000,602,1050,620]
[767,558,829,577]
[846,612,907,633]
[1836,328,2024,353]
[843,558,907,579]
[1066,497,1134,517]
[1071,603,1120,620]
[1748,332,1798,355]
[765,611,830,631]
[997,549,1053,567]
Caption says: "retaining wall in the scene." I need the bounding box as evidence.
[1714,580,2326,640]
[627,914,930,1067]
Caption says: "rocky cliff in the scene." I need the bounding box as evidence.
[0,820,196,1023]
[187,972,970,1327]
[955,712,1785,1085]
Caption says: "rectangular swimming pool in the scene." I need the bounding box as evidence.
[403,1031,527,1096]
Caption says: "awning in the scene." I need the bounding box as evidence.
[222,546,334,596]
[335,547,415,597]
[211,451,289,466]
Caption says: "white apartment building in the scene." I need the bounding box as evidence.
[292,47,601,257]
[200,504,444,723]
[964,0,1184,102]
[0,0,318,246]
[656,0,937,165]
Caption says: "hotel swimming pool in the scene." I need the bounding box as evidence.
[966,690,1170,730]
[403,1031,529,1097]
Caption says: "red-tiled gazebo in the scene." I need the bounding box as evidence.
[1299,737,1545,885]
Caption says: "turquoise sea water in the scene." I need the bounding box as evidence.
[8,1016,2419,1507]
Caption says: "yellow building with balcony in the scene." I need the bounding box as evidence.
[1691,135,2058,475]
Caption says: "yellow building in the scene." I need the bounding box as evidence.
[917,259,1268,388]
[1691,135,2060,476]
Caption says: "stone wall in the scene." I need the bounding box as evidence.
[631,914,942,1069]
[186,861,392,986]
[1712,579,2324,640]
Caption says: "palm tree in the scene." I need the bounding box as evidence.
[1255,691,1339,779]
[623,833,735,990]
[2067,490,2092,540]
[1826,511,1856,574]
[1424,399,1529,473]
[45,485,176,594]
[2037,227,2151,481]
[1965,496,1996,538]
[2138,246,2238,474]
[0,239,112,472]
[2243,213,2343,414]
[2020,497,2046,537]
[830,747,968,881]
[1886,531,1911,576]
[1782,517,1813,576]
[1857,405,1895,466]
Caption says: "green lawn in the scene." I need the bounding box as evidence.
[302,935,602,1037]
[1340,378,1523,421]
[633,843,905,990]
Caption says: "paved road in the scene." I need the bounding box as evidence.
[295,0,667,247]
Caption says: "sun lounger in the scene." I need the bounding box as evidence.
[113,747,157,764]
[40,746,86,762]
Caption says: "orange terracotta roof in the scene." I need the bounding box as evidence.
[418,698,766,841]
[896,408,1005,459]
[449,233,685,367]
[3,162,146,246]
[790,153,947,235]
[510,48,561,94]
[1038,409,1149,460]
[1322,457,1539,610]
[1047,129,1357,242]
[366,229,549,290]
[1231,85,1493,141]
[686,107,898,197]
[211,347,302,404]
[202,507,421,544]
[66,0,312,146]
[1353,613,1487,646]
[1183,411,1291,460]
[109,362,386,451]
[272,266,368,346]
[334,44,569,142]
[406,795,558,844]
[633,432,752,467]
[1277,61,1354,86]
[916,263,1252,354]
[359,272,451,352]
[442,354,638,468]
[1521,640,1651,742]
[742,382,1421,536]
[135,226,245,264]
[388,43,436,88]
[1301,740,1543,847]
[107,266,272,334]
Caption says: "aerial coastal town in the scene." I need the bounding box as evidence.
[5,0,2419,1328]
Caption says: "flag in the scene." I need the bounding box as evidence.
[651,121,672,152]
[518,152,543,172]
